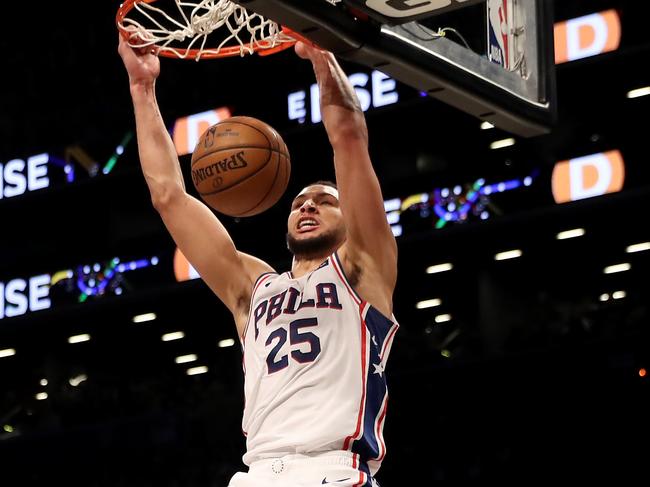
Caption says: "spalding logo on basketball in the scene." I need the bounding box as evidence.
[190,116,291,217]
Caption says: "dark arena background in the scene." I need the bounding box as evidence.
[1,0,650,484]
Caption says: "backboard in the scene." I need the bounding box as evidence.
[233,0,557,137]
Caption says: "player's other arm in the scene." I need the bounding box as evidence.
[118,36,272,335]
[296,42,397,314]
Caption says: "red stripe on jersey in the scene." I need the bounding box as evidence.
[330,253,362,305]
[373,394,389,462]
[379,323,399,361]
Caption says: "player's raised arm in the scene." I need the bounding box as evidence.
[295,42,397,314]
[117,35,273,335]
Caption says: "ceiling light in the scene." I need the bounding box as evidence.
[69,374,88,387]
[626,86,650,99]
[68,334,91,344]
[218,339,236,348]
[132,312,157,323]
[175,354,198,364]
[603,263,631,274]
[0,348,16,359]
[426,263,453,274]
[186,366,208,376]
[416,298,442,309]
[162,331,185,342]
[556,228,585,240]
[435,314,452,323]
[626,242,650,253]
[489,138,515,149]
[495,249,522,261]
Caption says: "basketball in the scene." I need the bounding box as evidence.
[190,116,291,217]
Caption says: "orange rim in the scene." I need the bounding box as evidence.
[116,0,300,59]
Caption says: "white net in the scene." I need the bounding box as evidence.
[118,0,300,59]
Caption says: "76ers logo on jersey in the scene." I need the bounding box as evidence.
[253,283,342,374]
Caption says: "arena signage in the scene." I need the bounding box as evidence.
[0,275,51,320]
[0,153,50,200]
[288,70,399,124]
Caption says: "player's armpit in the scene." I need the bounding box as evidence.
[155,191,272,329]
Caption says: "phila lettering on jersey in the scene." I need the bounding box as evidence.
[241,252,399,475]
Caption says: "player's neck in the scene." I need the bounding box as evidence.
[291,253,330,278]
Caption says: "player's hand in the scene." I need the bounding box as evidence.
[117,30,160,87]
[294,40,335,92]
[294,40,326,61]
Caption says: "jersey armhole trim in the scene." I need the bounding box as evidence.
[331,251,363,306]
[241,272,278,341]
[333,252,398,330]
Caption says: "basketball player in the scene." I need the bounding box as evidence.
[118,35,398,487]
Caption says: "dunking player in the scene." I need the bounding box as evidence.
[118,35,398,486]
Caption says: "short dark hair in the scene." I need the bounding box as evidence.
[292,180,339,203]
[305,180,337,190]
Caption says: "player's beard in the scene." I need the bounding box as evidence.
[286,228,344,260]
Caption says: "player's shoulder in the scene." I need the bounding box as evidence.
[238,252,276,281]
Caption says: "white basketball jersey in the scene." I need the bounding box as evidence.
[241,252,399,475]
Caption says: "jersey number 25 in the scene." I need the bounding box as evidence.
[266,318,321,374]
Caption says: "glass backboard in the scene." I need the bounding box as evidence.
[234,0,557,137]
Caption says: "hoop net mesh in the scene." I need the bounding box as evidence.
[117,0,316,59]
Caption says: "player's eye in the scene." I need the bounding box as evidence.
[321,197,337,206]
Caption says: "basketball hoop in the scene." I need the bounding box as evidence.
[116,0,301,59]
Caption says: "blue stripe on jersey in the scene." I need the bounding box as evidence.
[359,461,374,486]
[351,306,397,463]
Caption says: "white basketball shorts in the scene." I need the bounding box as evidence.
[228,451,379,487]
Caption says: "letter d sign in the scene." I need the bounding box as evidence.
[552,150,625,203]
[554,10,621,64]
[172,107,232,156]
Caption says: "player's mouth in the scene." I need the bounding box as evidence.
[297,217,320,233]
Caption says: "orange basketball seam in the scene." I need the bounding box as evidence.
[236,153,286,217]
[191,146,283,167]
[191,116,274,160]
[230,126,287,216]
[196,148,288,196]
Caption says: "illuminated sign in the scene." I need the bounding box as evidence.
[174,248,200,282]
[0,135,135,202]
[384,172,538,236]
[0,255,159,320]
[0,275,51,319]
[288,70,399,124]
[554,10,621,64]
[0,154,52,200]
[173,107,232,156]
[552,150,625,203]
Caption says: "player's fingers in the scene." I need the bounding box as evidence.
[294,41,310,59]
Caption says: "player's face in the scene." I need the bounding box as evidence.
[286,185,346,258]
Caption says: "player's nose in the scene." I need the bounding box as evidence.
[299,200,317,212]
